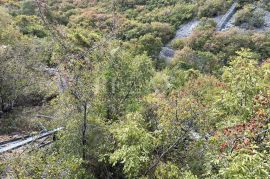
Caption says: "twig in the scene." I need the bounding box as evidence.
[35,114,54,120]
[144,135,186,175]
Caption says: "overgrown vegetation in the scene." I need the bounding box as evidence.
[0,0,270,178]
[234,5,266,29]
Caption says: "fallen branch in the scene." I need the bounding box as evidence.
[144,135,187,176]
[35,114,55,120]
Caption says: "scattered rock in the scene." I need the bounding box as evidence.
[175,20,200,38]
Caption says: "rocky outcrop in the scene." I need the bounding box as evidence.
[159,47,175,59]
[43,67,68,92]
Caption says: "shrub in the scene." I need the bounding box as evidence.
[206,29,252,54]
[170,38,185,50]
[218,149,270,178]
[115,0,147,10]
[146,0,178,10]
[150,22,174,43]
[69,7,115,31]
[197,18,217,30]
[198,0,232,18]
[117,20,173,43]
[117,19,149,40]
[136,34,163,57]
[251,32,270,59]
[238,0,260,6]
[172,47,197,68]
[172,46,220,73]
[67,27,101,49]
[5,152,84,178]
[166,3,196,28]
[137,3,195,28]
[234,5,265,29]
[150,71,171,93]
[20,0,36,15]
[261,0,270,11]
[15,15,47,38]
[187,23,215,50]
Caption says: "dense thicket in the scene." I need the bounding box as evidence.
[0,0,269,178]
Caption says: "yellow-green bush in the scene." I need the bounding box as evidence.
[198,0,233,18]
[234,5,265,28]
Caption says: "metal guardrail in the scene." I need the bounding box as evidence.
[0,127,63,154]
[216,2,238,31]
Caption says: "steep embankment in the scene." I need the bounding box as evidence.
[160,2,270,61]
[223,10,270,31]
[159,16,223,60]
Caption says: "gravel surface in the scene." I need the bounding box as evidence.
[175,20,200,38]
[159,16,223,61]
[160,9,270,61]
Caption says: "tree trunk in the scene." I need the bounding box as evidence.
[82,102,87,160]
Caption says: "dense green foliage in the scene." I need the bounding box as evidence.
[0,0,270,178]
[234,4,266,29]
